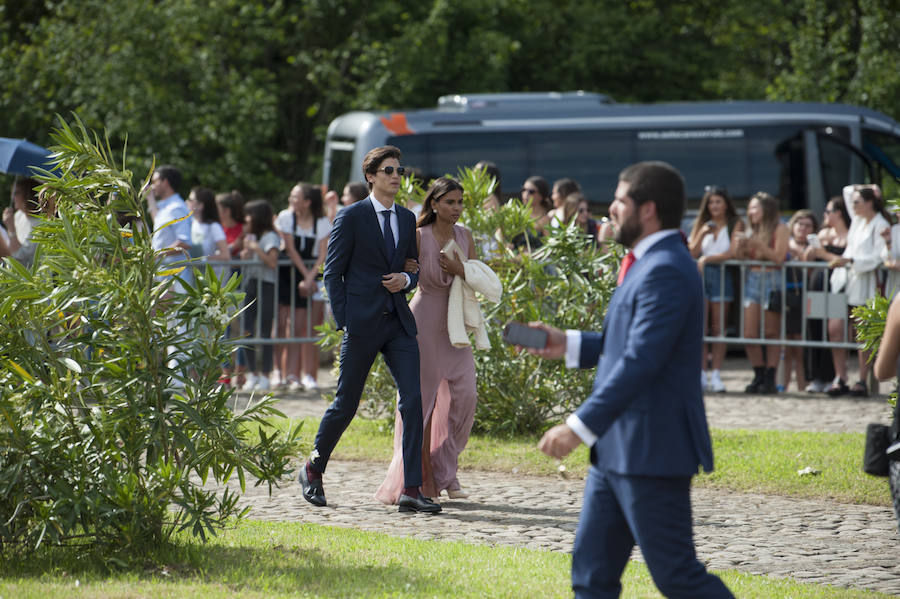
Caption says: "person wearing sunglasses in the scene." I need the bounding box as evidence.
[825,184,891,397]
[513,175,551,251]
[299,145,440,514]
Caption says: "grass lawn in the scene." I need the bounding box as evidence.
[1,520,894,599]
[274,417,893,507]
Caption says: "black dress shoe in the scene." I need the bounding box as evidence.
[299,465,326,507]
[398,493,442,514]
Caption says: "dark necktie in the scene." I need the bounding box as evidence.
[382,210,396,312]
[616,251,636,285]
[382,210,395,264]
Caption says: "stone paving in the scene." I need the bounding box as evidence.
[224,358,900,596]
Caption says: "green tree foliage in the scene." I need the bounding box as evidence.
[5,1,899,206]
[0,116,302,555]
[768,0,900,119]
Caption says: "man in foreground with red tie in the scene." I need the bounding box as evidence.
[529,161,733,598]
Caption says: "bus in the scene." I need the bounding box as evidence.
[322,92,900,214]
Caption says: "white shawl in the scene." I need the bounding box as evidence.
[443,239,502,350]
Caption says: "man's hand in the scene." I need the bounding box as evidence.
[538,423,582,459]
[382,273,407,292]
[525,321,566,359]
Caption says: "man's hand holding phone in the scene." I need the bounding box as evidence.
[502,321,566,359]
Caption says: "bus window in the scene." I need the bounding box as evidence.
[390,132,530,194]
[634,128,747,201]
[531,129,634,202]
[863,129,900,181]
[818,134,872,200]
[328,145,354,193]
[385,135,429,180]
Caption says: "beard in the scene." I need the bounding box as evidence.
[614,210,643,248]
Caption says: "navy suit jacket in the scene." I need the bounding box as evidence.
[323,197,419,337]
[575,232,714,477]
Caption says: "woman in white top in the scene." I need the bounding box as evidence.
[237,199,281,391]
[2,178,43,268]
[547,177,581,228]
[274,183,331,391]
[880,213,900,300]
[186,187,229,281]
[688,186,744,392]
[801,196,850,394]
[828,185,891,396]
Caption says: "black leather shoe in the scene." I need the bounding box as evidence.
[299,465,326,507]
[398,493,442,514]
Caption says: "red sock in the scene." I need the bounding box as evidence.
[306,462,321,481]
[403,486,418,497]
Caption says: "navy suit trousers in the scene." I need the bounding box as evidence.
[312,311,423,488]
[572,467,734,599]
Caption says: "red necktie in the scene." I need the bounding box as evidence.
[617,251,636,285]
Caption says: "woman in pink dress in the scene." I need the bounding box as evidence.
[376,177,478,504]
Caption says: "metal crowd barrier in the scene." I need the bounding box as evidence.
[701,258,876,349]
[186,256,325,345]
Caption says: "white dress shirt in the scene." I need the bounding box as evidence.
[371,197,410,288]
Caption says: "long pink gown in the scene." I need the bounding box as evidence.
[375,224,478,503]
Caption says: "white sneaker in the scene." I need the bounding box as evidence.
[447,488,469,499]
[254,375,270,391]
[241,373,258,391]
[709,370,726,393]
[301,373,318,391]
[270,369,283,389]
[805,379,826,393]
[700,370,708,390]
[286,375,303,392]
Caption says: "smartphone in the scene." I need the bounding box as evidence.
[807,233,820,248]
[502,322,548,349]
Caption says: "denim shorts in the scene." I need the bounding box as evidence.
[743,269,781,309]
[703,264,734,302]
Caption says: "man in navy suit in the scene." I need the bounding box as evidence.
[298,145,440,514]
[533,162,733,597]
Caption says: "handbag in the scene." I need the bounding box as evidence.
[864,423,892,476]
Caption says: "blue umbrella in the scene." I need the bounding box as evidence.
[0,137,52,176]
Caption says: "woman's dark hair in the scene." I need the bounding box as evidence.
[13,178,41,216]
[344,181,369,204]
[191,186,219,223]
[215,190,245,223]
[295,182,324,220]
[244,199,274,238]
[856,187,893,224]
[524,175,552,212]
[690,186,739,241]
[416,177,464,228]
[553,178,581,205]
[827,195,851,229]
[475,160,503,202]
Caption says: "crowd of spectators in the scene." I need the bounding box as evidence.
[2,162,896,399]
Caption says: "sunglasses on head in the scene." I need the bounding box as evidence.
[704,185,727,195]
[377,166,406,176]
